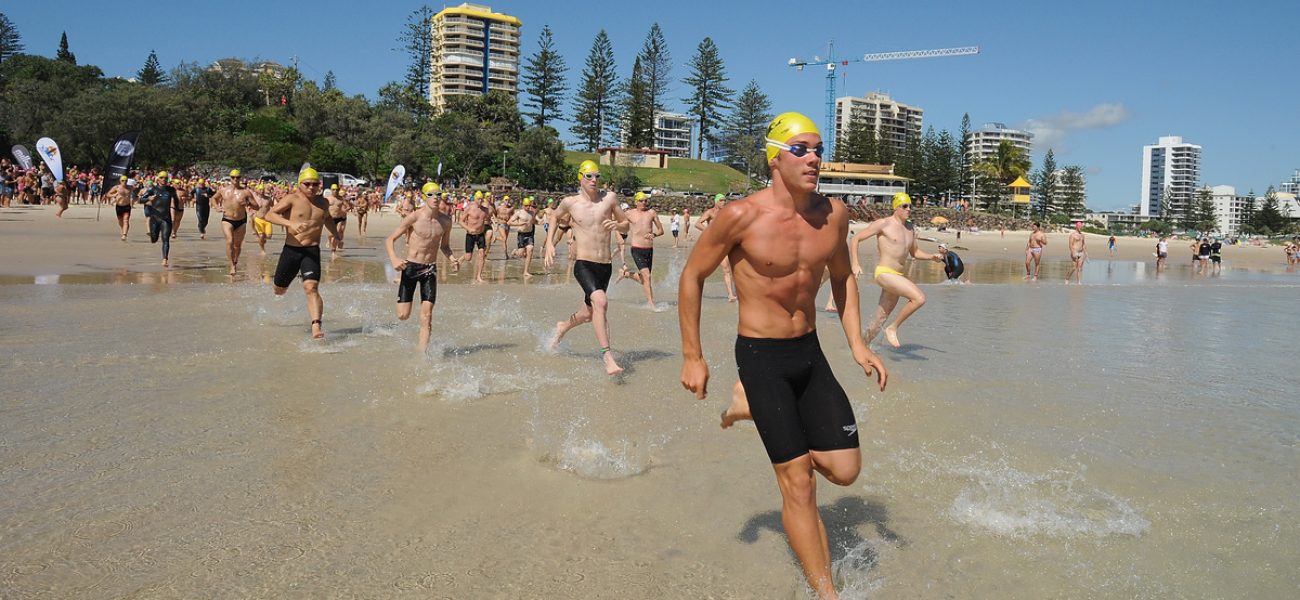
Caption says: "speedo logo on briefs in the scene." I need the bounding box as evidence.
[842,425,858,436]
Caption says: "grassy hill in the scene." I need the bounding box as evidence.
[564,151,750,194]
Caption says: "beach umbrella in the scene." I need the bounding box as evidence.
[931,216,949,225]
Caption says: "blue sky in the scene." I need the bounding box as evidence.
[10,0,1299,210]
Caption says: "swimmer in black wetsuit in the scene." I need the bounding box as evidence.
[938,243,966,283]
[138,171,178,266]
[193,180,214,240]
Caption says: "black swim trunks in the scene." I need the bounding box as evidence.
[465,232,486,253]
[573,259,612,307]
[222,216,247,230]
[735,330,859,464]
[517,231,535,248]
[397,262,437,304]
[273,244,322,288]
[334,216,347,227]
[630,246,653,271]
[115,204,131,217]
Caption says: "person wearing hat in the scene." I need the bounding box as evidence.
[678,112,886,600]
[386,182,456,352]
[506,196,539,277]
[848,191,944,348]
[262,167,340,339]
[192,178,215,240]
[212,169,260,276]
[693,193,737,301]
[137,171,179,266]
[543,159,631,375]
[616,191,664,309]
[325,183,352,254]
[455,187,492,283]
[250,184,275,255]
[938,242,966,283]
[488,194,515,261]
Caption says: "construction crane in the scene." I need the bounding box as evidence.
[788,42,980,158]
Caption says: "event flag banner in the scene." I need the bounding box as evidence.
[11,144,33,170]
[35,137,64,181]
[103,131,141,184]
[383,165,405,203]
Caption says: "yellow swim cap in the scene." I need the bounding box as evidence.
[256,183,265,191]
[765,112,821,162]
[577,159,600,182]
[634,191,647,201]
[330,183,338,190]
[474,190,483,199]
[229,169,241,177]
[523,197,533,206]
[504,195,510,201]
[298,167,320,183]
[892,192,912,209]
[119,175,127,181]
[157,171,168,179]
[421,182,439,196]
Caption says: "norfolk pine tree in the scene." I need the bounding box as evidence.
[571,30,618,151]
[137,50,168,86]
[56,32,75,64]
[522,25,569,129]
[682,37,732,160]
[0,12,23,64]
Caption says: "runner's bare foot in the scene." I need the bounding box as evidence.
[883,326,901,348]
[161,259,169,267]
[547,320,567,351]
[721,381,752,428]
[727,295,737,303]
[603,352,624,376]
[311,320,324,339]
[200,234,205,240]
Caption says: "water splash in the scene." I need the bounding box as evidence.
[946,462,1149,538]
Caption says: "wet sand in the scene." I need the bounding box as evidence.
[2,203,1299,598]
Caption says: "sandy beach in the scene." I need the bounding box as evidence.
[2,201,1298,598]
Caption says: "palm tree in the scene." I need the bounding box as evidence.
[972,140,1030,213]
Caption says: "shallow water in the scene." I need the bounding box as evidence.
[1,249,1298,598]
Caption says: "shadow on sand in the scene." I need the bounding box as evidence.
[737,495,903,565]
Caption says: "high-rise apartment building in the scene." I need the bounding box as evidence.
[964,122,1034,165]
[1281,169,1300,195]
[429,4,521,112]
[1139,136,1201,219]
[653,112,693,159]
[834,92,924,158]
[1201,185,1254,235]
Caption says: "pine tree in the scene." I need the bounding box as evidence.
[571,30,618,152]
[620,57,654,148]
[682,37,732,159]
[638,23,672,115]
[521,25,569,129]
[0,12,23,64]
[722,80,772,186]
[1031,148,1058,217]
[1192,188,1218,233]
[933,129,959,204]
[56,31,75,64]
[1059,165,1086,217]
[137,50,168,86]
[397,5,435,112]
[958,113,971,201]
[1254,187,1285,233]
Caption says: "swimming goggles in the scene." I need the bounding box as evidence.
[765,139,825,158]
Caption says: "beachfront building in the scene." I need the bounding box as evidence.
[834,92,924,158]
[1201,185,1254,235]
[1281,169,1300,195]
[654,112,694,159]
[1139,136,1201,220]
[965,122,1034,165]
[816,161,910,205]
[964,122,1034,208]
[1087,211,1151,232]
[429,4,521,112]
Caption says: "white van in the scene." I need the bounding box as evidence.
[319,172,369,187]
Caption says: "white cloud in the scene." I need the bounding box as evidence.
[1021,103,1132,154]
